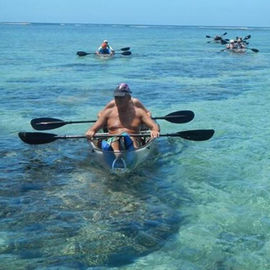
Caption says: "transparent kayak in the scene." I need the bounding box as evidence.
[88,133,156,174]
[230,48,246,53]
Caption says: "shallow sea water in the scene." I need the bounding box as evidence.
[1,23,270,269]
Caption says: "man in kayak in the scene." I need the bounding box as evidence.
[96,40,115,55]
[97,85,152,134]
[235,37,246,49]
[226,39,237,50]
[214,35,222,42]
[86,83,159,152]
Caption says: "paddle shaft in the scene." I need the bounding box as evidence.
[20,132,196,140]
[36,116,186,125]
[55,130,213,139]
[31,110,195,130]
[53,133,185,139]
[77,49,131,56]
[97,51,131,55]
[18,129,214,144]
[37,120,95,125]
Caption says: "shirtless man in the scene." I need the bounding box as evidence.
[86,83,159,152]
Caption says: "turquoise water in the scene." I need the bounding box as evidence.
[1,23,270,269]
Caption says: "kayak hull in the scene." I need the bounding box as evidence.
[229,48,246,53]
[89,135,156,174]
[96,52,115,58]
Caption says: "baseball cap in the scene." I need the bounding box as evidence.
[114,83,132,97]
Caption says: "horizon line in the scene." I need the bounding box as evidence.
[1,21,270,28]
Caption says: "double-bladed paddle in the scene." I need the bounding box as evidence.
[77,51,131,56]
[30,110,195,130]
[220,35,251,46]
[18,129,215,145]
[77,47,131,56]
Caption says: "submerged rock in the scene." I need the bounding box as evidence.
[2,168,183,268]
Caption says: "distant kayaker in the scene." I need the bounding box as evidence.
[236,37,246,49]
[86,83,159,152]
[214,35,222,41]
[96,40,115,55]
[226,39,237,50]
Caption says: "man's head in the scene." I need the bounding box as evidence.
[114,83,132,97]
[114,83,132,108]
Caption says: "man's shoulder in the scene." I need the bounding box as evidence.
[102,105,115,116]
[104,100,116,109]
[132,97,142,105]
[134,106,147,115]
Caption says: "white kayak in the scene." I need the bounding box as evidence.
[229,48,247,54]
[88,132,156,174]
[96,52,115,58]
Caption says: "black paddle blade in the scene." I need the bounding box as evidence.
[31,118,65,130]
[18,132,58,144]
[77,51,88,56]
[251,48,259,53]
[163,110,194,123]
[120,47,130,51]
[206,35,211,38]
[244,35,251,40]
[221,39,228,45]
[177,129,215,141]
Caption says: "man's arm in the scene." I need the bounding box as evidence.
[86,113,108,139]
[109,45,114,52]
[141,111,160,138]
[133,98,151,117]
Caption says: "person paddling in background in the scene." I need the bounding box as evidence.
[236,37,246,49]
[86,83,159,154]
[226,39,237,50]
[96,40,115,55]
[213,35,222,42]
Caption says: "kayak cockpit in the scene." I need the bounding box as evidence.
[89,133,156,174]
